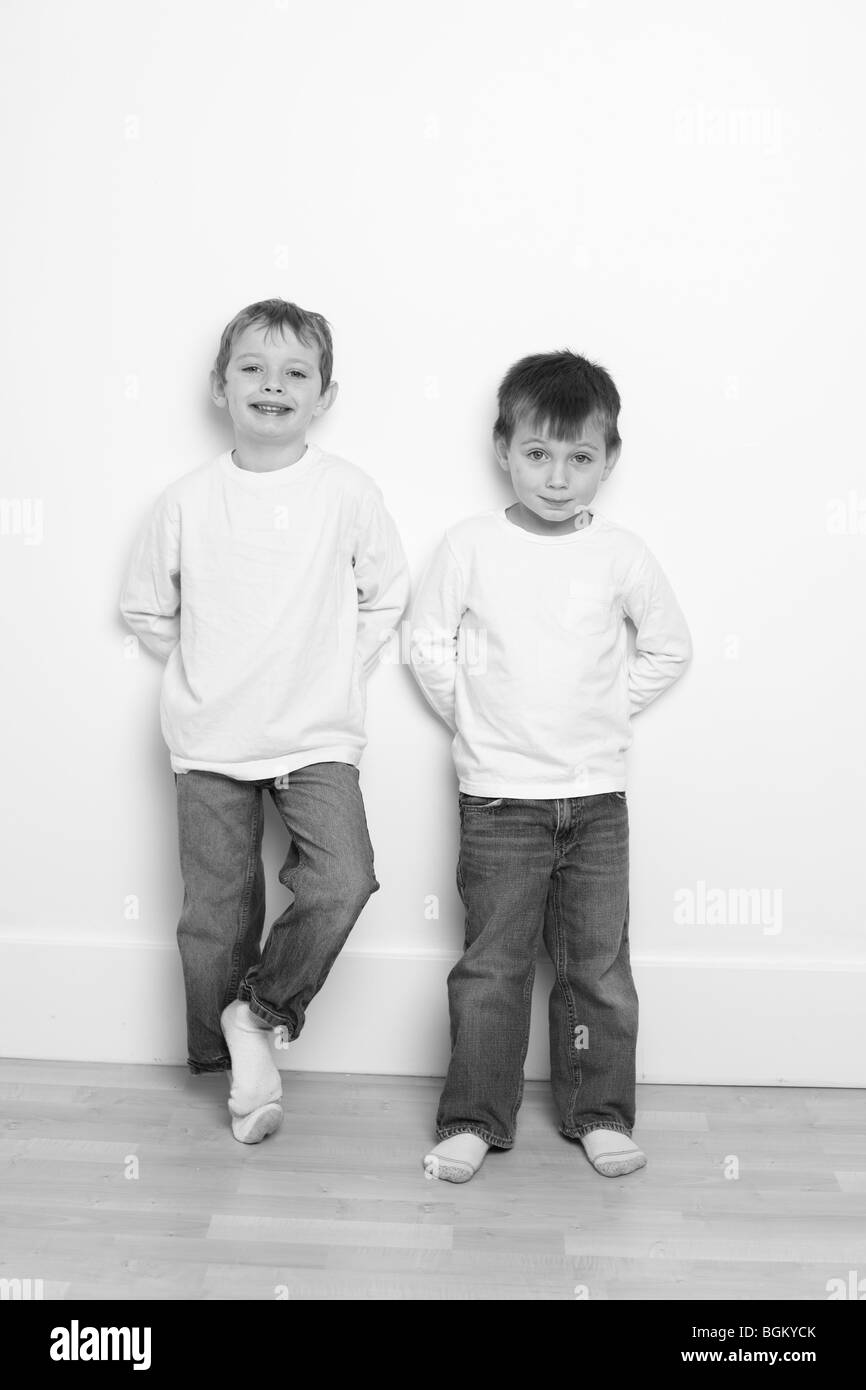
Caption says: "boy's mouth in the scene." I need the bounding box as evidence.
[251,403,293,415]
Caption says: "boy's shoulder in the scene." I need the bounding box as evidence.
[441,509,506,549]
[313,447,385,501]
[591,512,653,565]
[155,453,225,511]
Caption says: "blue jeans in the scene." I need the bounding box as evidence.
[438,791,636,1148]
[175,762,379,1073]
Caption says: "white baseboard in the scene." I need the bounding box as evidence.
[0,936,863,1086]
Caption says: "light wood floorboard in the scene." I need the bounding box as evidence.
[1,1060,863,1300]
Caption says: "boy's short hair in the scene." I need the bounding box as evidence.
[494,350,621,456]
[213,298,334,391]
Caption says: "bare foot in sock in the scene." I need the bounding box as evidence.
[580,1129,646,1177]
[423,1133,489,1183]
[220,1000,282,1119]
[230,1102,283,1145]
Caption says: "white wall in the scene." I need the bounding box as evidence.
[1,0,864,1084]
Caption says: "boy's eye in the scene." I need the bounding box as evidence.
[289,370,307,379]
[527,450,547,461]
[241,365,262,373]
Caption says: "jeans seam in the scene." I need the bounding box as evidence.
[230,791,263,1003]
[239,852,306,1033]
[549,872,581,1131]
[507,961,537,1137]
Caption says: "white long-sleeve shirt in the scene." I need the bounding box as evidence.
[409,508,692,798]
[120,444,409,779]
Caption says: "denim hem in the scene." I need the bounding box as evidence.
[188,1058,231,1075]
[436,1125,513,1151]
[238,985,292,1032]
[562,1121,633,1140]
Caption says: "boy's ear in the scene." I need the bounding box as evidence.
[493,433,510,471]
[210,370,227,408]
[314,380,339,417]
[601,443,621,480]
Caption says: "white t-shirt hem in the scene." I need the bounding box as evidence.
[171,743,362,780]
[458,778,626,799]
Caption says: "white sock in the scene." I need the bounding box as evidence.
[230,1102,283,1146]
[220,1000,282,1117]
[580,1128,646,1177]
[424,1133,489,1183]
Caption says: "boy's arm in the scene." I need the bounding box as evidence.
[354,486,411,676]
[408,535,464,732]
[623,545,693,715]
[119,495,182,661]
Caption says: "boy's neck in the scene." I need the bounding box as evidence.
[506,502,594,537]
[231,435,309,473]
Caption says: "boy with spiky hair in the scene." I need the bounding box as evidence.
[121,299,409,1143]
[409,350,692,1181]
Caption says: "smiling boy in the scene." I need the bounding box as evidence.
[120,299,409,1142]
[409,350,692,1181]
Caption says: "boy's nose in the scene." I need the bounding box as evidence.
[262,380,285,394]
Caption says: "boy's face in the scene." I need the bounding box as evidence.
[211,322,336,445]
[495,415,619,535]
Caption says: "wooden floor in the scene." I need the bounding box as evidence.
[1,1059,864,1301]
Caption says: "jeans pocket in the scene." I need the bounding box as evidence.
[459,795,504,812]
